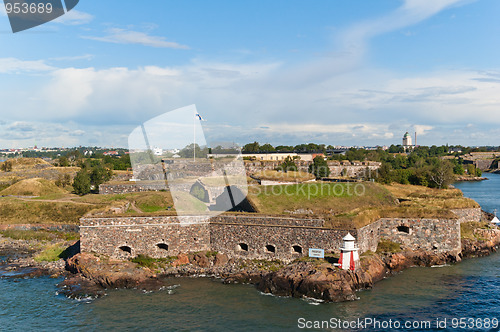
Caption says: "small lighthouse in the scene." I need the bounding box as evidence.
[336,233,360,271]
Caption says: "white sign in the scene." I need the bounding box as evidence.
[308,248,324,258]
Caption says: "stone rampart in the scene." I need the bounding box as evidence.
[80,212,465,261]
[451,208,482,223]
[80,216,210,259]
[377,218,461,253]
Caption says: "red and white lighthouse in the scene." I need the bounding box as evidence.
[336,233,359,271]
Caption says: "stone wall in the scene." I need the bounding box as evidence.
[356,222,381,253]
[209,215,352,261]
[451,208,482,223]
[99,183,167,195]
[80,212,465,261]
[244,160,381,177]
[377,218,461,253]
[80,216,210,259]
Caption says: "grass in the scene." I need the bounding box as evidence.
[376,240,402,254]
[0,198,96,224]
[34,243,68,262]
[384,183,479,209]
[205,250,218,258]
[0,229,80,241]
[133,192,174,212]
[240,259,284,272]
[0,178,67,197]
[460,221,492,240]
[131,254,177,270]
[248,182,397,218]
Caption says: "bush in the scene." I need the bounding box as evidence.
[34,243,67,262]
[309,156,330,179]
[376,240,402,253]
[55,174,72,188]
[276,156,297,172]
[0,160,13,172]
[73,169,91,195]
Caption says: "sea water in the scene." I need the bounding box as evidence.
[0,175,499,331]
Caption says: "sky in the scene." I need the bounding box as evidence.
[1,0,500,149]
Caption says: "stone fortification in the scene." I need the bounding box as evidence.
[81,211,468,261]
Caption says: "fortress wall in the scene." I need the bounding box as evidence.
[80,216,210,259]
[244,161,381,177]
[356,221,381,253]
[80,213,465,260]
[474,159,494,171]
[328,165,379,177]
[209,223,353,262]
[377,218,461,253]
[451,208,482,223]
[99,183,167,195]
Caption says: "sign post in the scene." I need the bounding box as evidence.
[308,248,325,259]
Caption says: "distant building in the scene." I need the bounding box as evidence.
[240,152,319,162]
[403,132,414,151]
[153,147,163,156]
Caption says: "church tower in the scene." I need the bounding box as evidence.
[403,132,413,151]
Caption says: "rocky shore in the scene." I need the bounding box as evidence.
[454,175,488,181]
[1,225,499,303]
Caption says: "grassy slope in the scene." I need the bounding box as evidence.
[0,197,95,224]
[247,182,478,228]
[0,178,67,196]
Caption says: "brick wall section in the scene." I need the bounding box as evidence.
[451,208,482,223]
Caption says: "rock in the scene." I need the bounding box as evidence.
[191,253,210,268]
[172,254,189,267]
[255,261,370,302]
[66,253,154,289]
[213,253,229,267]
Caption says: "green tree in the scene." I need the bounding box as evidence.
[0,160,13,172]
[276,156,297,172]
[242,141,260,153]
[453,163,465,175]
[259,143,275,152]
[308,156,330,179]
[73,169,91,195]
[90,163,113,188]
[376,163,393,184]
[428,160,454,189]
[58,156,70,167]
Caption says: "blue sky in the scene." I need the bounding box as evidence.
[1,0,500,148]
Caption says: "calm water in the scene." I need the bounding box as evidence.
[0,176,499,331]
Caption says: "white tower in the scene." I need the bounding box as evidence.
[403,132,413,151]
[336,233,359,271]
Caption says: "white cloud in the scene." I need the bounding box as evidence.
[0,58,54,73]
[339,0,471,53]
[82,28,189,49]
[53,10,93,25]
[49,54,94,62]
[0,0,489,148]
